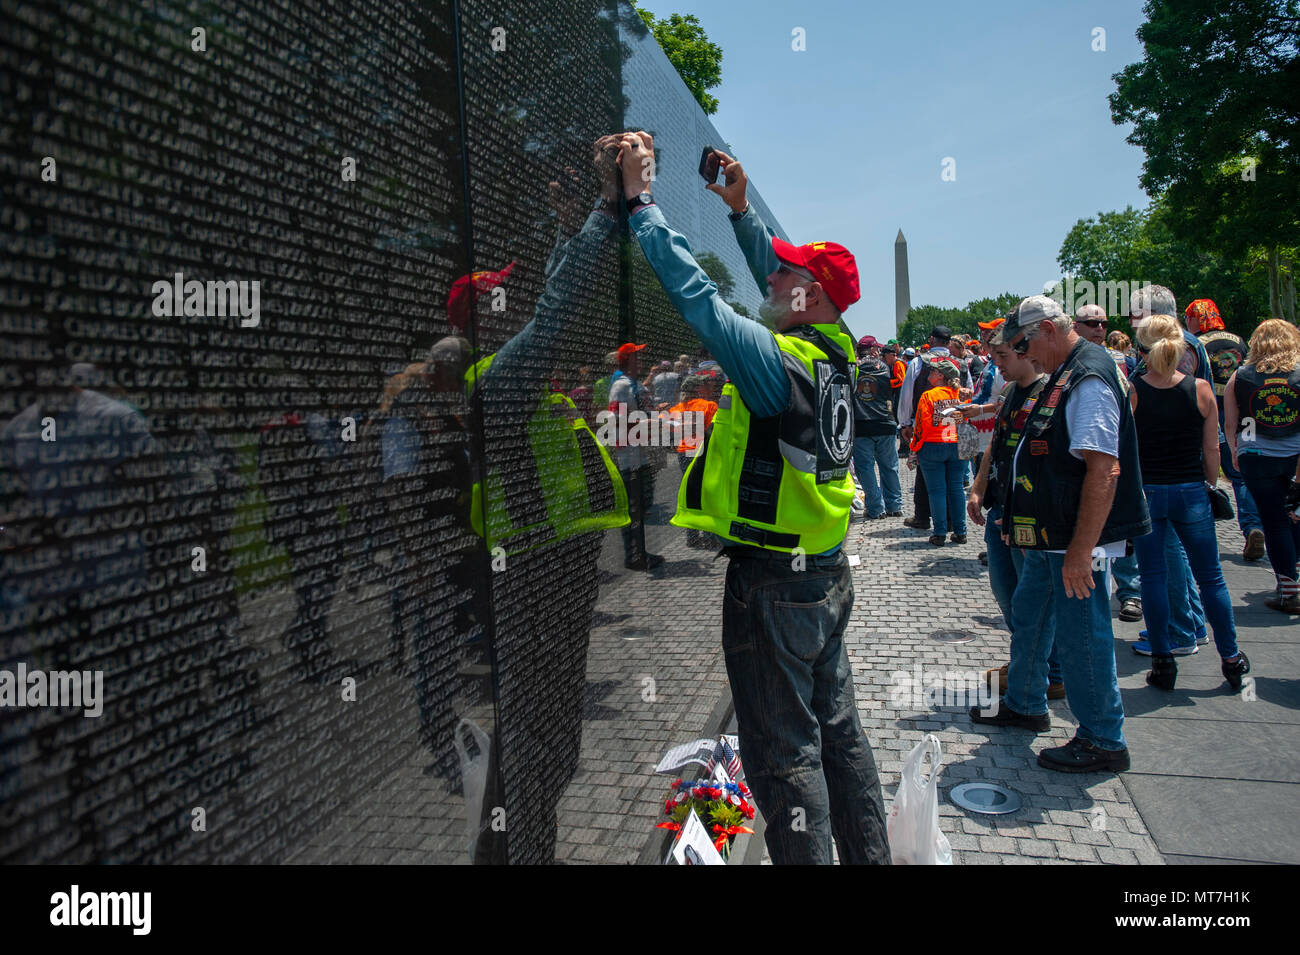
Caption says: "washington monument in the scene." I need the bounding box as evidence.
[894,229,910,336]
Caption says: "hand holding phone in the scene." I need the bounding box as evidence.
[699,145,722,183]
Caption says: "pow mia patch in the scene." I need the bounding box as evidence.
[815,358,853,479]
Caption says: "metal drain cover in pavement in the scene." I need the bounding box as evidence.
[950,782,1022,815]
[930,629,977,644]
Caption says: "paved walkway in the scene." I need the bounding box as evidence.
[832,461,1298,865]
[282,455,1297,864]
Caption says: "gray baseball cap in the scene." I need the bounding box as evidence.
[999,295,1066,344]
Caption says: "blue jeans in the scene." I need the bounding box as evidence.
[986,508,1061,684]
[1005,550,1126,751]
[917,443,966,537]
[1133,483,1240,659]
[852,432,902,517]
[1112,552,1140,602]
[1238,451,1300,584]
[1112,538,1206,641]
[1221,440,1262,535]
[722,549,890,864]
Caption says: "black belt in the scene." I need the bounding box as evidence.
[726,521,799,550]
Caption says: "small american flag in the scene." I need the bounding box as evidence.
[706,738,742,779]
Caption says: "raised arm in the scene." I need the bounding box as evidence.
[618,132,789,419]
[703,148,780,291]
[482,137,623,393]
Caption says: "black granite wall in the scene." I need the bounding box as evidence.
[0,0,786,863]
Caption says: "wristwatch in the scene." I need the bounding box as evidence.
[592,196,616,217]
[626,191,654,214]
[728,201,749,222]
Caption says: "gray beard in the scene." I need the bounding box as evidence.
[757,293,790,329]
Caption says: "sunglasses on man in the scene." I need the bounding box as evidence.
[776,263,816,283]
[1076,318,1107,329]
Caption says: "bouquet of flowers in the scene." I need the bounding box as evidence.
[656,778,756,859]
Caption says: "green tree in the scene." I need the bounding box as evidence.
[633,5,724,115]
[695,251,735,299]
[1109,0,1300,320]
[898,305,969,347]
[1056,200,1270,338]
[899,294,1020,347]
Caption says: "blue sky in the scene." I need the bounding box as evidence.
[636,0,1154,342]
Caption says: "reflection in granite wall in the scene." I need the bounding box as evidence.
[0,0,787,863]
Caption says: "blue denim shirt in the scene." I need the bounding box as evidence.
[629,203,789,419]
[630,202,843,555]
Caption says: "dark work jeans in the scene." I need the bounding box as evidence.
[619,465,656,562]
[1238,451,1300,585]
[722,549,890,864]
[913,461,930,523]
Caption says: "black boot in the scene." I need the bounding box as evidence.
[1146,654,1177,691]
[1222,651,1251,693]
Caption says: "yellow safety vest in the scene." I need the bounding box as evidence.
[672,324,857,554]
[466,354,629,554]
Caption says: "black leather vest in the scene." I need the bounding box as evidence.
[986,375,1047,515]
[1006,340,1151,550]
[1234,365,1300,438]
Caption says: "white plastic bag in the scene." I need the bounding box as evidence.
[454,718,491,863]
[887,734,953,865]
[849,470,866,519]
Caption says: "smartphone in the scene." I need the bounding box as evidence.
[699,145,722,183]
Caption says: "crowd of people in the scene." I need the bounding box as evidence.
[849,289,1300,773]
[593,124,1300,860]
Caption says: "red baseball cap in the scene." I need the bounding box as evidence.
[447,261,516,332]
[617,343,647,359]
[771,237,860,313]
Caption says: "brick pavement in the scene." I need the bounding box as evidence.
[284,451,1296,864]
[836,459,1162,865]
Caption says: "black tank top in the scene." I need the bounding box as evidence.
[1134,374,1204,485]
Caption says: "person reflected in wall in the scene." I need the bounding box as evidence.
[257,376,347,684]
[608,341,664,570]
[668,369,722,549]
[460,134,631,862]
[375,338,479,778]
[0,355,161,862]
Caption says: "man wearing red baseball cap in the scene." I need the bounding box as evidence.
[615,130,888,865]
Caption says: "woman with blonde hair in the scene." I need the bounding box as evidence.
[1225,318,1300,613]
[1130,316,1249,691]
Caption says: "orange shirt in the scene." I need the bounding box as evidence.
[910,385,960,452]
[667,398,718,454]
[890,359,906,390]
